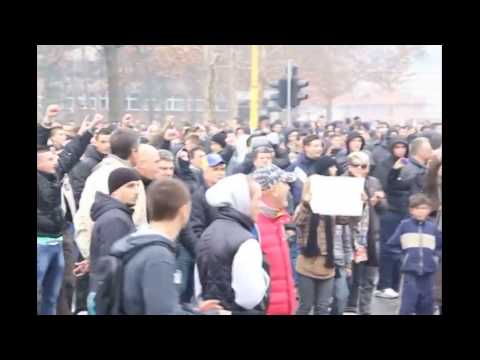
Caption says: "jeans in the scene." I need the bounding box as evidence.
[87,292,96,315]
[176,243,194,303]
[37,243,65,315]
[288,240,299,286]
[57,224,75,315]
[347,262,378,315]
[330,267,350,315]
[296,273,335,315]
[378,211,406,291]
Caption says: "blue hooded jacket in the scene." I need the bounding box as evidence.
[386,217,442,276]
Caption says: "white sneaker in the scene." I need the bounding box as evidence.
[76,311,88,315]
[375,288,399,299]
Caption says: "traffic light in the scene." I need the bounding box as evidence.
[268,78,288,109]
[291,78,309,108]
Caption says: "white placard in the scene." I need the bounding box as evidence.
[309,175,365,216]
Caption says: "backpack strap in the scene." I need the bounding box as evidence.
[114,240,173,315]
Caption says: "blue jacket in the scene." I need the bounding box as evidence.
[386,217,442,276]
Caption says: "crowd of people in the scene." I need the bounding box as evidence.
[37,106,442,315]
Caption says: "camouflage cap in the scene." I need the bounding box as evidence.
[252,164,297,191]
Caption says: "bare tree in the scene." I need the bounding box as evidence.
[102,45,123,123]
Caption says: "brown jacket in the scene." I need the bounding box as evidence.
[293,202,335,280]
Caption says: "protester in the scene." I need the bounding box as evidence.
[424,155,442,314]
[73,129,147,274]
[294,157,338,315]
[342,152,387,315]
[386,194,442,315]
[252,165,298,315]
[288,134,324,207]
[210,130,235,165]
[37,105,102,315]
[284,129,302,164]
[87,168,141,314]
[189,146,207,175]
[336,131,367,174]
[70,128,112,206]
[156,150,176,180]
[195,174,270,314]
[190,154,225,239]
[105,179,224,315]
[372,137,409,191]
[135,144,161,188]
[376,137,432,298]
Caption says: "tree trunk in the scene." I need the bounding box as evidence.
[228,46,238,121]
[207,58,217,124]
[104,46,121,123]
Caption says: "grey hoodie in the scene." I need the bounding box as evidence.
[110,228,194,315]
[205,174,252,217]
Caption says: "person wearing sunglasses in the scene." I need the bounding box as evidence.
[341,151,388,315]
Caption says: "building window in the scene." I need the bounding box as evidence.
[126,96,140,111]
[166,98,186,112]
[77,96,88,110]
[88,97,97,110]
[195,99,206,112]
[100,97,108,110]
[216,100,228,112]
[64,97,74,112]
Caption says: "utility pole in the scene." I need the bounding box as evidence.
[249,45,260,132]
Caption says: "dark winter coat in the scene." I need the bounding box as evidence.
[190,183,219,240]
[69,144,107,206]
[372,138,409,191]
[37,125,93,237]
[196,206,262,313]
[89,192,136,292]
[386,157,428,215]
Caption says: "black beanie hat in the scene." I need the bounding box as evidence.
[211,131,227,148]
[314,156,338,176]
[108,168,141,194]
[346,131,365,153]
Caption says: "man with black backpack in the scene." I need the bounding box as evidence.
[95,178,225,315]
[86,168,141,314]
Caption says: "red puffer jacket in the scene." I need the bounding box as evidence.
[257,211,297,315]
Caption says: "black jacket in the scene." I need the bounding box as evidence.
[190,183,219,240]
[110,231,196,315]
[219,145,235,165]
[175,158,203,195]
[37,126,93,237]
[386,158,427,215]
[372,138,409,191]
[69,144,107,206]
[89,192,136,292]
[196,206,262,313]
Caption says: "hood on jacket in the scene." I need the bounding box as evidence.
[420,130,442,150]
[90,191,134,222]
[388,137,409,158]
[346,131,366,154]
[205,173,252,218]
[109,229,176,258]
[84,144,106,163]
